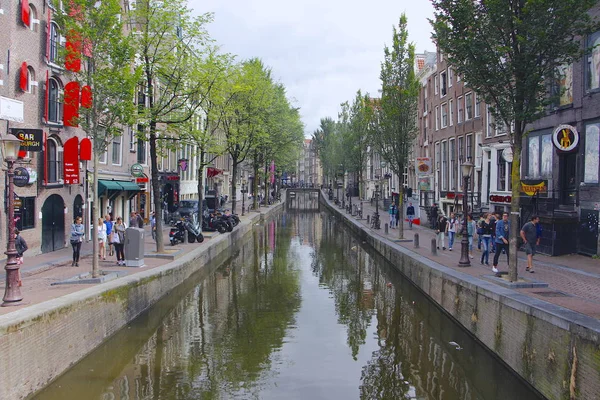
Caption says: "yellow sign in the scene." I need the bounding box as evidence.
[521,180,547,196]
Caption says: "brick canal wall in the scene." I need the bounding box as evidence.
[0,205,283,400]
[324,200,600,400]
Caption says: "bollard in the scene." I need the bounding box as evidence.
[385,223,388,234]
[431,238,437,255]
[367,215,370,225]
[414,233,419,248]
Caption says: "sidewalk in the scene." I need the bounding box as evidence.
[0,206,257,316]
[339,194,600,319]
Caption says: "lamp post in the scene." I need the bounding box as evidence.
[458,160,474,267]
[2,135,24,306]
[241,180,247,216]
[375,183,380,229]
[348,183,353,214]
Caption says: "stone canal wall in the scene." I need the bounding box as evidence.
[324,199,600,400]
[0,205,283,400]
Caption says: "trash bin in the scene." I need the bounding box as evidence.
[124,227,145,267]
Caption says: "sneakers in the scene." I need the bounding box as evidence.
[449,248,452,251]
[442,247,446,250]
[492,266,499,273]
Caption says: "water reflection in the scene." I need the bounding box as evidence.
[33,212,540,400]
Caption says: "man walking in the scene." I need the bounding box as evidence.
[406,202,415,228]
[436,214,448,250]
[521,216,540,273]
[388,202,397,229]
[446,212,458,251]
[492,212,510,273]
[430,203,439,229]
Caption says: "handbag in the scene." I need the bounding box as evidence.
[108,232,115,244]
[113,232,121,244]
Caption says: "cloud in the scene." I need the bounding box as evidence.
[192,0,435,136]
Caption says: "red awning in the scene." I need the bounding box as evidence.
[19,62,28,92]
[206,167,223,178]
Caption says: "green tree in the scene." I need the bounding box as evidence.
[369,14,420,240]
[131,0,215,252]
[57,0,138,277]
[431,0,597,280]
[312,117,338,185]
[345,90,371,198]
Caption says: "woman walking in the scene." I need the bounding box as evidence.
[70,216,85,266]
[466,214,477,259]
[479,213,493,266]
[97,217,107,260]
[113,217,126,265]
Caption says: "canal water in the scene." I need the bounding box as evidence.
[32,211,541,400]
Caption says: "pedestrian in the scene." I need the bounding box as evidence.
[136,212,144,228]
[406,202,415,228]
[388,202,397,229]
[113,217,126,266]
[70,216,85,267]
[466,214,476,259]
[446,212,458,251]
[436,214,448,250]
[430,203,439,229]
[129,211,137,228]
[98,217,107,260]
[521,215,540,273]
[479,213,493,266]
[15,229,28,286]
[492,212,510,273]
[489,213,498,253]
[150,211,156,240]
[104,214,114,256]
[477,214,485,250]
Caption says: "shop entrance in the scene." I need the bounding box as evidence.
[41,194,65,253]
[559,153,577,206]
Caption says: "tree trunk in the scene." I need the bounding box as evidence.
[253,163,259,209]
[91,146,99,278]
[397,166,405,240]
[197,149,205,229]
[231,158,238,214]
[149,120,164,253]
[508,140,522,282]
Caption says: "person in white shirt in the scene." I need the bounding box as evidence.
[97,217,107,260]
[446,212,458,251]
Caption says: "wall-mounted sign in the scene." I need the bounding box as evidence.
[489,194,512,203]
[177,158,188,172]
[0,96,24,122]
[501,147,513,163]
[131,163,144,177]
[415,157,431,177]
[552,124,579,152]
[10,128,43,152]
[520,179,548,196]
[63,137,80,184]
[26,168,37,184]
[13,167,30,187]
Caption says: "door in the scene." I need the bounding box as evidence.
[579,209,599,255]
[560,153,577,205]
[73,195,83,219]
[41,195,65,253]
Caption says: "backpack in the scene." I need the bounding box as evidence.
[477,220,484,235]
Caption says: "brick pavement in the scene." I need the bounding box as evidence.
[338,194,600,319]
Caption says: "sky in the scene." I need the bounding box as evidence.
[192,0,435,137]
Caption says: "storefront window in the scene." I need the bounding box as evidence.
[541,134,553,177]
[587,31,600,91]
[528,136,540,177]
[585,123,600,183]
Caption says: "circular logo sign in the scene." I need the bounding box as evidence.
[552,124,579,152]
[13,167,30,187]
[131,163,144,177]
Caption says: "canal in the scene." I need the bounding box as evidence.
[32,211,542,400]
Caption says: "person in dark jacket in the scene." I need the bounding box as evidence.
[436,214,448,250]
[430,204,439,229]
[15,229,28,286]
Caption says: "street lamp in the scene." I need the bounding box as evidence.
[2,134,24,306]
[241,180,247,216]
[458,159,474,267]
[375,183,380,229]
[348,183,353,214]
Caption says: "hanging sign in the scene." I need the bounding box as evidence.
[177,158,188,172]
[552,124,579,152]
[13,167,30,187]
[520,179,548,196]
[63,137,80,184]
[415,157,432,177]
[131,163,144,177]
[10,128,43,152]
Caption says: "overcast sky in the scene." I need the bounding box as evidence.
[193,1,435,137]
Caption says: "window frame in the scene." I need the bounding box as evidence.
[449,99,454,126]
[448,68,453,87]
[474,93,481,118]
[17,197,35,231]
[435,106,439,131]
[112,134,122,165]
[46,136,62,184]
[441,140,448,191]
[434,75,439,95]
[584,121,600,184]
[440,71,447,97]
[449,138,456,191]
[586,31,600,92]
[457,96,463,123]
[47,77,63,124]
[441,102,448,128]
[465,92,473,121]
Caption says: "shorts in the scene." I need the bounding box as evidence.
[525,242,536,256]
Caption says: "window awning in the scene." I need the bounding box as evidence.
[98,179,122,196]
[98,180,142,200]
[118,181,141,191]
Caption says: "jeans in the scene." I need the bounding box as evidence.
[71,241,82,263]
[448,231,456,249]
[468,236,473,252]
[481,236,491,264]
[478,234,482,249]
[437,232,445,248]
[114,243,125,262]
[493,242,510,267]
[389,215,395,228]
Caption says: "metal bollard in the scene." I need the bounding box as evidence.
[367,215,370,224]
[385,223,388,234]
[431,238,437,255]
[414,233,419,248]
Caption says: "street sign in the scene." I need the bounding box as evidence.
[131,163,144,177]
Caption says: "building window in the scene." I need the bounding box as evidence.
[441,103,448,128]
[448,68,453,87]
[46,137,61,183]
[498,156,507,191]
[112,135,122,165]
[26,66,36,94]
[465,92,473,120]
[585,122,600,183]
[474,93,481,118]
[528,136,540,177]
[47,77,63,124]
[423,84,428,114]
[129,126,135,151]
[458,136,464,163]
[586,31,600,91]
[17,197,35,231]
[28,5,39,32]
[457,96,463,123]
[434,75,439,95]
[49,22,60,64]
[440,71,447,96]
[137,139,146,164]
[423,115,428,139]
[541,134,552,177]
[449,138,455,190]
[449,99,454,126]
[442,140,448,191]
[435,106,439,130]
[555,64,574,106]
[466,134,473,161]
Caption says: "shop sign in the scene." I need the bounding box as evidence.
[13,167,29,187]
[165,175,180,181]
[136,175,149,183]
[489,194,512,203]
[63,137,80,184]
[552,124,579,152]
[10,128,43,152]
[415,157,431,177]
[27,168,37,184]
[520,179,548,196]
[131,163,144,177]
[417,176,431,191]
